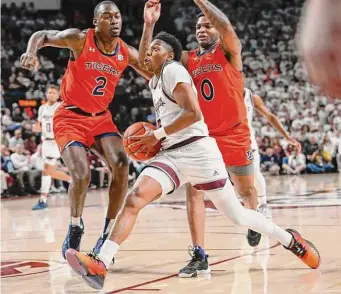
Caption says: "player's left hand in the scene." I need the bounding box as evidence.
[129,128,160,149]
[144,0,161,25]
[287,138,302,153]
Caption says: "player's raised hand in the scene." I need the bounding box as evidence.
[297,0,341,99]
[144,0,161,25]
[20,52,40,71]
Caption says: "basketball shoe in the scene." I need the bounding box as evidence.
[247,229,262,247]
[178,246,211,278]
[32,200,48,210]
[66,249,107,290]
[92,234,115,264]
[285,229,321,269]
[62,218,84,259]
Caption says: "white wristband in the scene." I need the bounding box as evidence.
[153,127,167,140]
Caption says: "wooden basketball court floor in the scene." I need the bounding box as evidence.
[1,173,341,294]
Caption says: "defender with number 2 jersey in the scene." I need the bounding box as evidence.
[60,29,129,113]
[54,29,129,152]
[187,42,252,167]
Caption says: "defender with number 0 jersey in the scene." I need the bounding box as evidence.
[187,42,252,167]
[53,28,129,151]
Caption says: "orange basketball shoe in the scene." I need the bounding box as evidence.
[66,248,107,289]
[285,229,321,269]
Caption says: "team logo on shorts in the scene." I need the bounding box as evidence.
[246,150,254,161]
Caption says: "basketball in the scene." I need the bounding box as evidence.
[123,122,161,161]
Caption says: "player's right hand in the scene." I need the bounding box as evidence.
[20,52,40,71]
[144,0,161,25]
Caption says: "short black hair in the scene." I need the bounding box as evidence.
[154,32,183,62]
[46,84,59,92]
[197,12,205,19]
[94,1,117,17]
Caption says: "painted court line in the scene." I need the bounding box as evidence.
[106,242,281,293]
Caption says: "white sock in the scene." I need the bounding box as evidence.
[71,217,81,226]
[98,240,120,269]
[206,180,292,247]
[40,175,52,195]
[40,195,47,203]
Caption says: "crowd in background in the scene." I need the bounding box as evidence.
[1,0,341,197]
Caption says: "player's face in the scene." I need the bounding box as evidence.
[144,40,174,73]
[46,88,59,103]
[94,4,122,38]
[196,16,219,49]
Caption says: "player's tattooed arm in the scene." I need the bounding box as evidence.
[21,29,85,70]
[128,45,154,80]
[194,0,242,70]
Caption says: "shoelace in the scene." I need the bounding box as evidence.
[87,252,105,266]
[186,245,204,267]
[291,240,307,258]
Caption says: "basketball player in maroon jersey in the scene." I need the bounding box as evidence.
[298,0,341,98]
[20,1,152,259]
[139,0,262,259]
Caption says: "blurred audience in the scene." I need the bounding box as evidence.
[1,0,341,197]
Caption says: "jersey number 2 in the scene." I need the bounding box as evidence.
[92,76,107,96]
[200,79,214,101]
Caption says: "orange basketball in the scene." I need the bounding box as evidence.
[123,122,161,162]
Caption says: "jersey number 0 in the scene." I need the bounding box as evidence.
[200,79,214,101]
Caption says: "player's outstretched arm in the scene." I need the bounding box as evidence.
[21,29,85,70]
[128,46,154,80]
[194,0,242,70]
[138,0,161,68]
[253,94,301,152]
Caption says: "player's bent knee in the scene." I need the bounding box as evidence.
[70,168,90,185]
[109,150,129,170]
[238,185,254,198]
[124,190,146,213]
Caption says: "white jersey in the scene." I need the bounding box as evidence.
[243,88,258,150]
[38,102,61,139]
[149,61,209,149]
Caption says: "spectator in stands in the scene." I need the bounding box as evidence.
[24,134,37,154]
[10,144,38,194]
[261,146,281,175]
[8,129,24,152]
[337,140,341,173]
[321,133,338,170]
[282,145,306,175]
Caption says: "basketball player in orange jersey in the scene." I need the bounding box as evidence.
[20,1,153,260]
[298,0,341,98]
[139,0,262,248]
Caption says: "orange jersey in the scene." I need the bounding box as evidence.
[187,43,245,135]
[60,29,129,113]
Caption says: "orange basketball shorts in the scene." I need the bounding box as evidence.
[212,120,253,167]
[53,106,120,152]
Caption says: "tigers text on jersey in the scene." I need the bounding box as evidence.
[187,42,246,135]
[60,29,129,113]
[38,102,61,139]
[243,88,258,150]
[149,61,209,149]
